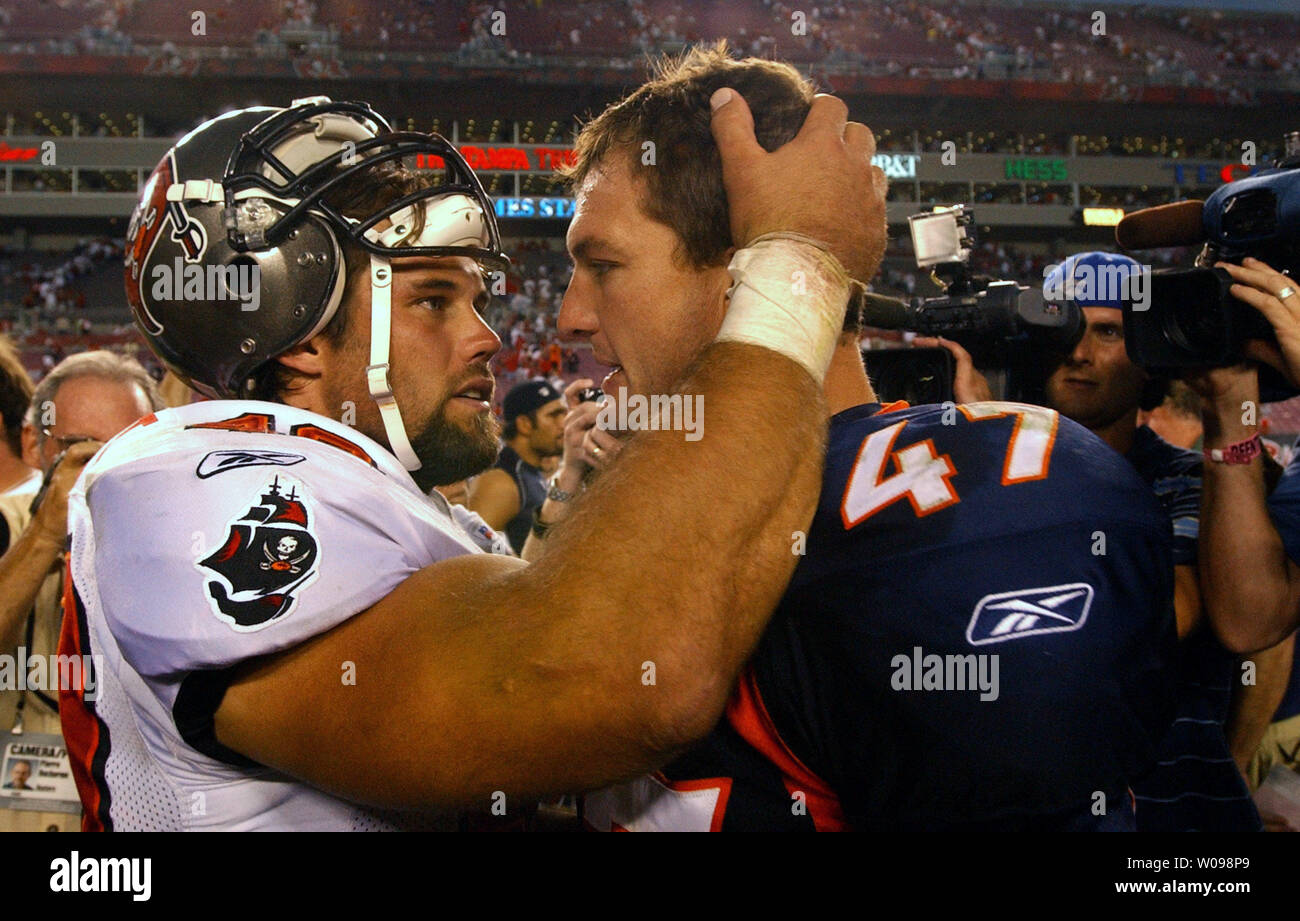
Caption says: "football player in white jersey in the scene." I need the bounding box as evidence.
[59,95,887,828]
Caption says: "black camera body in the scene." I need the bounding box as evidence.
[866,206,1083,404]
[863,346,954,405]
[1124,266,1275,369]
[900,273,1080,371]
[1122,144,1300,373]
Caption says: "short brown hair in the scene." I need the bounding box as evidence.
[564,42,864,330]
[0,335,34,457]
[566,42,814,270]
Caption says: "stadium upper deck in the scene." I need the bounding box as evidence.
[1,0,1297,93]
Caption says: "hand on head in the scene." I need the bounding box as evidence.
[708,88,888,284]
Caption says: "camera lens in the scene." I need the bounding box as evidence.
[1161,301,1222,355]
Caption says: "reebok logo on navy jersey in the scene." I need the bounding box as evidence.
[966,583,1093,646]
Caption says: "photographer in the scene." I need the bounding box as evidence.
[464,379,566,553]
[0,351,164,832]
[1188,260,1300,811]
[1193,258,1300,654]
[933,251,1263,831]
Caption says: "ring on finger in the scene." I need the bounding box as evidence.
[591,444,603,459]
[1278,285,1297,301]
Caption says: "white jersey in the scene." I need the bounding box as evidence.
[60,400,512,830]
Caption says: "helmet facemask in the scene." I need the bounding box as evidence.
[217,98,509,471]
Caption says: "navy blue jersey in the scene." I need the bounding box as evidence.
[1124,426,1260,832]
[492,444,546,554]
[1264,446,1300,721]
[584,401,1177,831]
[1127,425,1201,566]
[1267,444,1300,568]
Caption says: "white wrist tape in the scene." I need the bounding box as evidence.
[716,237,854,381]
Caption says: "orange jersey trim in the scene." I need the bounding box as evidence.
[955,403,1059,485]
[289,423,377,468]
[58,560,108,832]
[726,669,848,831]
[187,411,274,433]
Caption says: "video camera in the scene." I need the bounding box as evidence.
[862,205,1084,403]
[1116,131,1300,383]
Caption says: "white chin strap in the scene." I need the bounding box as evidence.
[365,254,422,471]
[358,193,497,472]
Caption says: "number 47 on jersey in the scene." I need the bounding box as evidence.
[841,402,1059,529]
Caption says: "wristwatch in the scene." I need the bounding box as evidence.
[547,473,579,502]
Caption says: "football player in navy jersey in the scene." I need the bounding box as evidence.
[935,253,1273,831]
[538,45,1178,830]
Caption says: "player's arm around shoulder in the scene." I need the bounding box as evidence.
[212,468,773,811]
[218,88,885,810]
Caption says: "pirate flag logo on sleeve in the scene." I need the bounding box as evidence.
[197,475,320,631]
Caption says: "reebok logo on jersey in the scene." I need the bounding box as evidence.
[966,583,1093,646]
[196,449,306,479]
[196,475,320,631]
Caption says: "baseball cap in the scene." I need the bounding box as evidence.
[1043,251,1142,309]
[502,379,561,422]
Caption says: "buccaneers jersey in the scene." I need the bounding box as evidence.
[59,400,511,831]
[585,401,1177,831]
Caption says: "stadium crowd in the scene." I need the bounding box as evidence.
[2,0,1297,96]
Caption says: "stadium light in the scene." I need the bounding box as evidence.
[1082,207,1125,227]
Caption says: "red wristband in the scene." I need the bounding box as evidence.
[1204,433,1262,465]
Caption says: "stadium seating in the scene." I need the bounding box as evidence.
[2,0,1297,94]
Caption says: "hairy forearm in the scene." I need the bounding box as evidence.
[1228,633,1295,781]
[1199,397,1299,652]
[220,342,829,809]
[499,343,826,780]
[0,525,63,652]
